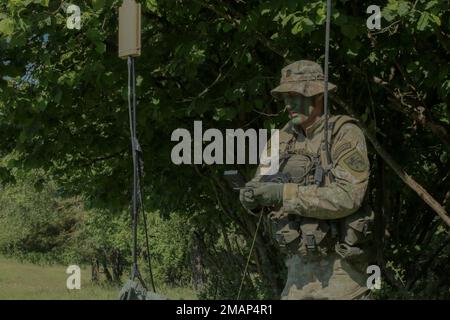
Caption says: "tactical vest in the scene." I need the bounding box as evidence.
[268,116,374,259]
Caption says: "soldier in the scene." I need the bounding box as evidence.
[239,60,374,300]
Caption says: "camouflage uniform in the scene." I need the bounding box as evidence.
[245,61,373,300]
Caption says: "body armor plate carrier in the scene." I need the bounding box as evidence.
[268,116,374,259]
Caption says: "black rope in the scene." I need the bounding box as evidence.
[127,56,156,292]
[137,160,157,292]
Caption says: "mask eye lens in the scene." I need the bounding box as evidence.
[283,94,308,109]
[284,95,297,105]
[283,96,291,105]
[298,96,305,104]
[285,96,300,106]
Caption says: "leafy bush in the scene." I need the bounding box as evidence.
[0,169,82,264]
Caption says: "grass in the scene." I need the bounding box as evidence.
[0,256,197,300]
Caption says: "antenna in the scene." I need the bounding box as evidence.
[323,0,333,181]
[118,0,156,294]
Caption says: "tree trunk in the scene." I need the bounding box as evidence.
[101,256,113,282]
[191,233,205,291]
[111,250,122,284]
[91,257,99,283]
[374,154,385,266]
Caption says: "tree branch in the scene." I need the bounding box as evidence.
[193,0,286,59]
[331,94,450,228]
[351,64,450,150]
[80,149,126,167]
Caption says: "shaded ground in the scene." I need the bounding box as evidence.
[0,256,196,300]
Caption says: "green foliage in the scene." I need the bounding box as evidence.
[0,169,83,264]
[0,0,449,298]
[147,212,192,287]
[0,169,195,289]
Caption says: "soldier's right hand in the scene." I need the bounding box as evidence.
[239,182,259,210]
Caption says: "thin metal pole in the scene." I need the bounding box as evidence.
[323,0,333,172]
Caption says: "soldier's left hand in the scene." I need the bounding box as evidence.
[252,182,284,207]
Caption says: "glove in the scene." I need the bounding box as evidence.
[239,188,258,210]
[239,181,259,210]
[252,182,284,207]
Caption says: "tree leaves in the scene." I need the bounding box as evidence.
[92,0,105,11]
[0,18,14,35]
[291,16,314,35]
[95,42,106,54]
[397,2,410,17]
[417,11,430,31]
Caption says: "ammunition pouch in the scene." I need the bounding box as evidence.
[275,220,300,247]
[298,218,331,253]
[335,204,374,260]
[272,216,335,256]
[340,204,374,246]
[271,205,374,259]
[335,242,364,259]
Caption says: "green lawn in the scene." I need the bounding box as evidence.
[0,256,197,300]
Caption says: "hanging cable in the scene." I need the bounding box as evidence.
[236,210,263,300]
[127,56,142,287]
[127,56,156,292]
[137,162,157,292]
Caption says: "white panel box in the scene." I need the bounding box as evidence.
[118,0,141,58]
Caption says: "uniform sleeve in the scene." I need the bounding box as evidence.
[282,123,370,220]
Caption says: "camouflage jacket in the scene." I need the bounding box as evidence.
[252,114,370,220]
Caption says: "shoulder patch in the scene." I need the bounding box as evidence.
[342,150,367,172]
[333,141,352,161]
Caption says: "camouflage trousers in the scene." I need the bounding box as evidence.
[281,252,370,300]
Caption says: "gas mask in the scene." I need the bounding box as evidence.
[283,95,314,127]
